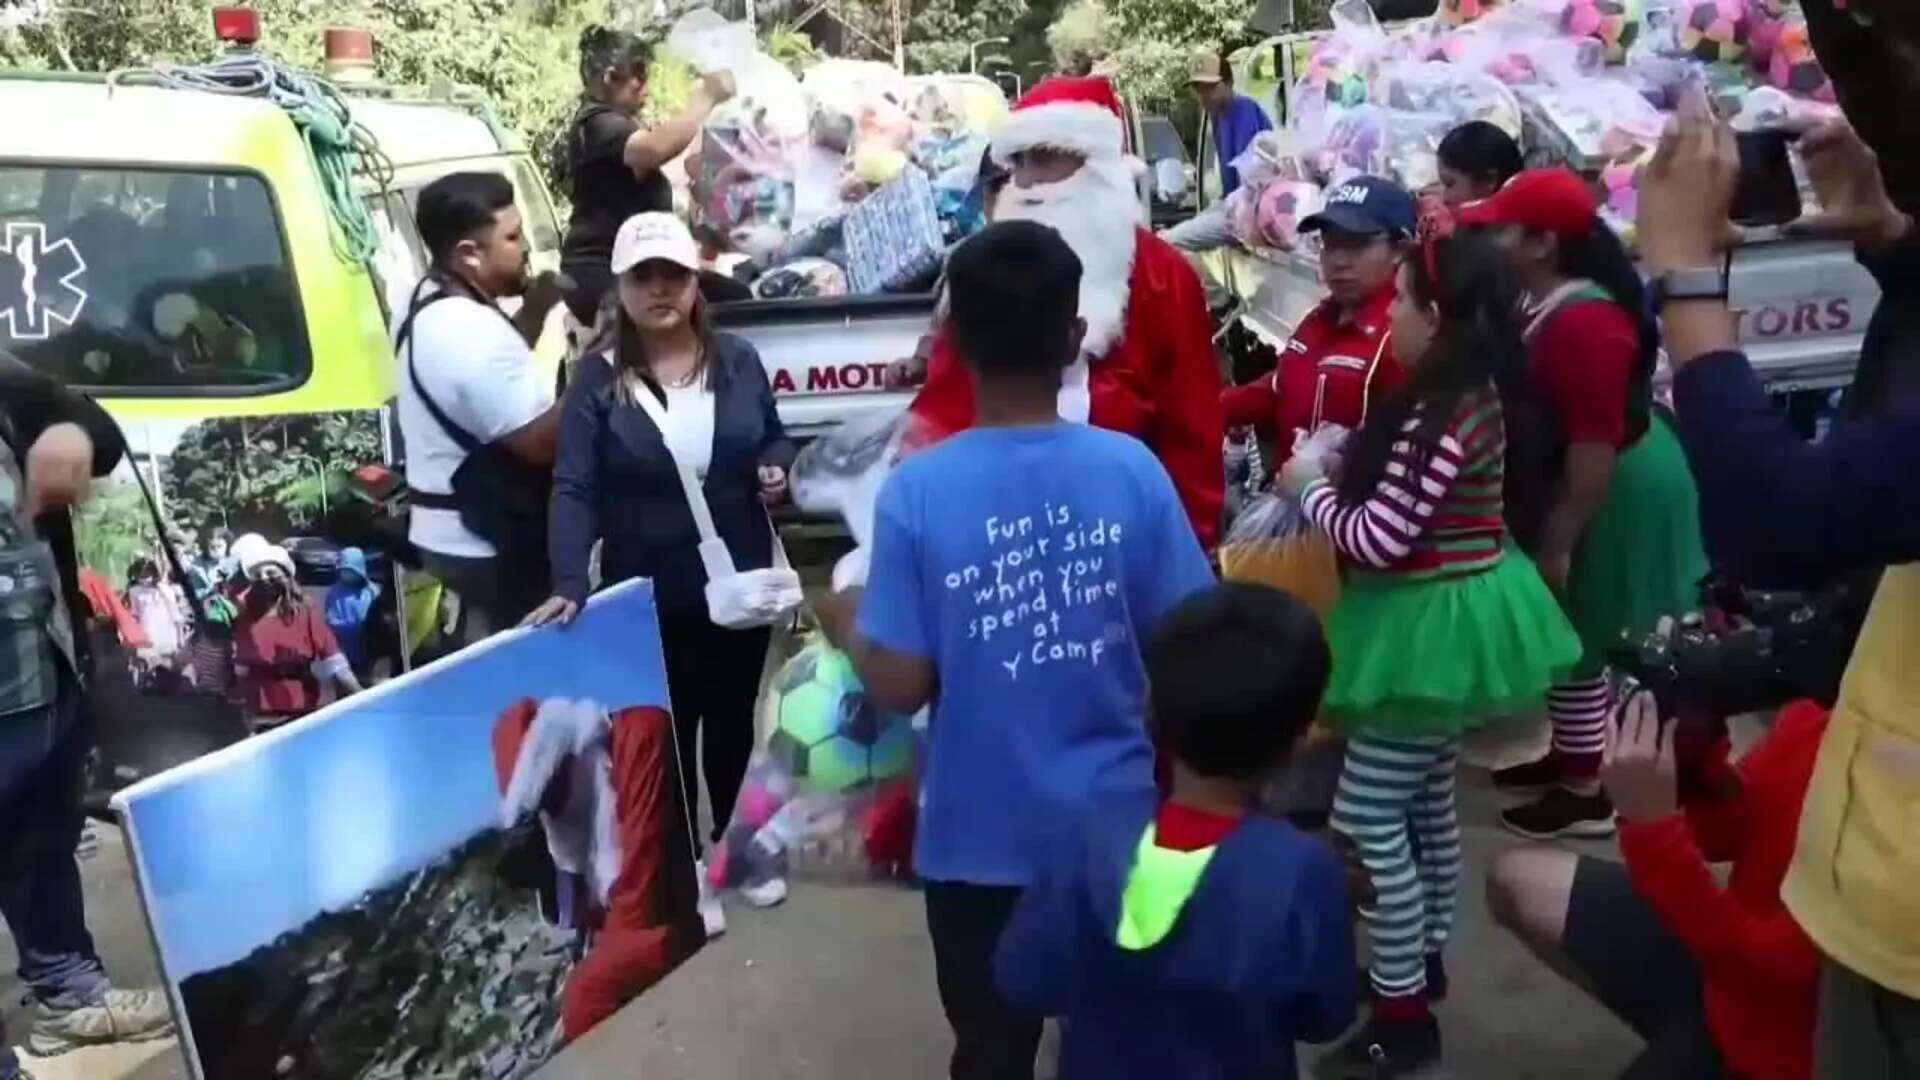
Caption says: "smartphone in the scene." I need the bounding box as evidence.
[1732,130,1802,227]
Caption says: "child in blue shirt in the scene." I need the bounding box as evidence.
[839,220,1214,1078]
[995,583,1357,1079]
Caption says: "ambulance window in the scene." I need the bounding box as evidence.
[512,160,561,254]
[0,165,307,395]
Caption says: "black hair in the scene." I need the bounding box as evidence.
[416,171,516,269]
[1437,121,1522,192]
[1555,218,1657,431]
[1211,48,1234,85]
[579,25,650,95]
[944,221,1083,378]
[1144,583,1330,780]
[1340,229,1555,551]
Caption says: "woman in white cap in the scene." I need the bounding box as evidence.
[529,212,794,849]
[231,543,361,731]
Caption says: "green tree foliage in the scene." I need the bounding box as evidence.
[163,412,383,536]
[74,478,155,588]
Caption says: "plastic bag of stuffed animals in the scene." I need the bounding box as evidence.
[753,257,850,300]
[707,641,920,903]
[1215,424,1350,619]
[790,407,916,591]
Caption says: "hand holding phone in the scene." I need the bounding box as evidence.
[1601,691,1679,822]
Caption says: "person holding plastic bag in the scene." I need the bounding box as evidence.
[528,213,796,860]
[1161,49,1272,255]
[829,222,1213,1080]
[1220,176,1410,482]
[558,25,736,326]
[1281,228,1577,1077]
[1458,169,1709,842]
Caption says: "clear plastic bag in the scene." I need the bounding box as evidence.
[707,641,920,895]
[1218,493,1342,617]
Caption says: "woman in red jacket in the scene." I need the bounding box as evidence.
[1219,176,1412,478]
[1488,694,1825,1080]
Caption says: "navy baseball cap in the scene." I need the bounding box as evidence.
[1300,175,1418,239]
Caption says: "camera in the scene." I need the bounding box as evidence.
[1607,572,1866,719]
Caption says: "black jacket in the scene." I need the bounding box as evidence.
[0,361,128,677]
[550,333,795,611]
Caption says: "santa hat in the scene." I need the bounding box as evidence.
[991,76,1126,168]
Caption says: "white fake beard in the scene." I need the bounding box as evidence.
[995,159,1139,359]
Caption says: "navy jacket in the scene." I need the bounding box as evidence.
[994,789,1356,1080]
[1672,237,1920,589]
[549,333,795,611]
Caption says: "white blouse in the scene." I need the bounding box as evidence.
[655,379,716,479]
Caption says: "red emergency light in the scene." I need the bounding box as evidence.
[211,6,261,47]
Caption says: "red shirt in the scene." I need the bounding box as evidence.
[1154,800,1241,851]
[1221,284,1403,471]
[234,602,340,718]
[1616,700,1827,1080]
[1526,298,1644,448]
[908,228,1225,547]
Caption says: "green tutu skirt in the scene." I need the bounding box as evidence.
[1563,413,1710,677]
[1322,550,1582,741]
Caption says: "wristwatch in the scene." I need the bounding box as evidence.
[1649,266,1730,311]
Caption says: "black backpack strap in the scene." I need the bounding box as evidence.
[398,278,485,459]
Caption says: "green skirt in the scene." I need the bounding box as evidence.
[1563,413,1710,677]
[1322,550,1582,741]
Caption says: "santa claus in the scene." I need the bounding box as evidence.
[907,76,1225,546]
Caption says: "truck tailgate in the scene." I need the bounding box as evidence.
[1728,239,1880,392]
[711,295,936,440]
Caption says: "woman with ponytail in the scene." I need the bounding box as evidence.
[559,26,735,325]
[1278,228,1580,1077]
[1459,169,1709,841]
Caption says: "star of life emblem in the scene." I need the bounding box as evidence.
[0,222,89,341]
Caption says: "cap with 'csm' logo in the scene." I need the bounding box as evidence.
[1300,175,1418,239]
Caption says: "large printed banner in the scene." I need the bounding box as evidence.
[112,580,703,1080]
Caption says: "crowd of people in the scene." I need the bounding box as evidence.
[5,4,1919,1079]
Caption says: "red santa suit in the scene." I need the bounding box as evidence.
[906,77,1225,547]
[492,698,704,1042]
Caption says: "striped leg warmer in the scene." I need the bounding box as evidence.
[1548,676,1613,780]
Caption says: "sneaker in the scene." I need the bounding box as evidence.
[1500,787,1617,840]
[1323,1014,1442,1079]
[1490,754,1561,792]
[739,876,788,909]
[28,987,174,1056]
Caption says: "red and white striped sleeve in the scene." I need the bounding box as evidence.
[1301,413,1467,570]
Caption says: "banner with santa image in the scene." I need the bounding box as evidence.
[111,579,702,1080]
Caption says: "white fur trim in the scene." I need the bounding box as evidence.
[992,101,1124,166]
[500,698,595,829]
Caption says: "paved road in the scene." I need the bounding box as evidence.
[5,717,1650,1080]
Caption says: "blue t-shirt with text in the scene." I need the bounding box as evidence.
[857,424,1214,886]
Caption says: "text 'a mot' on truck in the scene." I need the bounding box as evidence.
[0,9,588,804]
[1183,0,1880,403]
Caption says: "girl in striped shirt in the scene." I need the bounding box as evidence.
[1279,228,1580,1077]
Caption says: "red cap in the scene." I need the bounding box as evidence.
[1455,168,1597,239]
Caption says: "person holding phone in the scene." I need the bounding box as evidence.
[529,213,793,859]
[1488,691,1826,1080]
[1638,70,1920,1077]
[1459,169,1710,841]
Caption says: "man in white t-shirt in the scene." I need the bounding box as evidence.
[396,171,564,641]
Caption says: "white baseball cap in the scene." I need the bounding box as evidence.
[610,212,701,275]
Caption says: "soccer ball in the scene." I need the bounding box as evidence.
[1767,21,1835,102]
[1257,180,1322,251]
[1676,0,1752,64]
[1561,0,1643,64]
[1440,0,1505,28]
[766,647,915,794]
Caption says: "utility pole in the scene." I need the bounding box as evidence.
[891,0,904,71]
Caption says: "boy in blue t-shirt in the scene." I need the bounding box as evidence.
[841,220,1213,1078]
[994,583,1356,1079]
